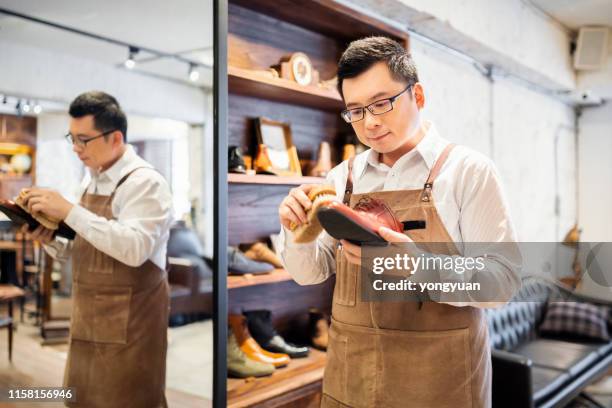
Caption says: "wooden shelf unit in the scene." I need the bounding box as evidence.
[228,268,292,290]
[226,1,409,406]
[227,349,326,408]
[228,173,325,186]
[229,66,343,111]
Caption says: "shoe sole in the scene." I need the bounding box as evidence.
[317,207,388,246]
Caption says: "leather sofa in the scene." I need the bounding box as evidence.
[487,278,612,408]
[167,223,213,320]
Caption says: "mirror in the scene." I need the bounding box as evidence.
[0,0,214,405]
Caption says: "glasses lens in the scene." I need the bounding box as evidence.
[369,100,393,115]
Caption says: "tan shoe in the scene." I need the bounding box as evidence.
[229,314,290,368]
[309,141,332,177]
[241,242,283,269]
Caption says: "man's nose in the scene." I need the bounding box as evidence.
[363,109,381,130]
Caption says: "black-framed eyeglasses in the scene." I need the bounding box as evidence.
[341,85,413,123]
[65,129,117,147]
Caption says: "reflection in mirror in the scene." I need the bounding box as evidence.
[0,1,214,406]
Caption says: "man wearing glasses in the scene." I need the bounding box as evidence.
[278,37,519,407]
[21,91,172,407]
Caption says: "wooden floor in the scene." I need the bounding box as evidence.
[0,320,211,407]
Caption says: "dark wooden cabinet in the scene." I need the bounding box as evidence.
[226,2,408,406]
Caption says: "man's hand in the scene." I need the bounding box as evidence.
[21,224,55,244]
[278,184,317,229]
[21,188,73,221]
[341,227,414,266]
[378,226,413,243]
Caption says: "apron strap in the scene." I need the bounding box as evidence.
[342,156,355,205]
[110,166,155,200]
[422,143,456,202]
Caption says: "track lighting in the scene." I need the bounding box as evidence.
[188,63,200,82]
[33,102,42,114]
[124,46,139,69]
[22,100,31,113]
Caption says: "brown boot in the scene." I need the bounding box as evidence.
[240,242,283,269]
[254,144,275,175]
[308,308,329,351]
[309,141,332,177]
[229,314,290,368]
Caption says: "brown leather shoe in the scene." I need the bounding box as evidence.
[229,314,290,368]
[316,196,403,245]
[254,144,275,175]
[308,308,329,351]
[240,242,283,268]
[309,141,332,177]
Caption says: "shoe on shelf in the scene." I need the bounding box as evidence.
[228,246,275,275]
[342,144,356,162]
[254,144,275,175]
[229,314,290,368]
[308,308,329,351]
[309,141,332,177]
[227,331,275,378]
[244,310,310,359]
[228,145,247,174]
[316,196,404,246]
[240,242,283,269]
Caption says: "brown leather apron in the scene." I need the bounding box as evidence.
[321,145,491,408]
[63,167,170,408]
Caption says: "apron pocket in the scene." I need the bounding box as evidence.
[71,284,131,345]
[378,327,472,408]
[334,249,357,307]
[322,324,348,402]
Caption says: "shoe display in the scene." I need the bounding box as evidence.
[254,144,275,175]
[240,242,283,269]
[308,308,329,351]
[228,145,247,174]
[229,314,290,368]
[227,331,275,378]
[308,141,332,177]
[244,310,310,358]
[316,196,404,246]
[288,185,339,243]
[342,143,356,162]
[228,246,275,275]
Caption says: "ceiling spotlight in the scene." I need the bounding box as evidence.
[1,95,6,104]
[188,63,200,82]
[33,102,42,114]
[124,46,139,70]
[22,100,31,113]
[15,100,21,114]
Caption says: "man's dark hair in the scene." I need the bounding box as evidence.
[337,36,419,98]
[69,91,127,142]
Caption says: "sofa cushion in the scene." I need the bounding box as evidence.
[514,339,600,377]
[539,301,610,342]
[531,365,571,404]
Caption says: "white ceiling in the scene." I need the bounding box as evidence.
[530,0,612,30]
[0,0,214,87]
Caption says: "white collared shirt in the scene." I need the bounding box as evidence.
[45,145,173,270]
[278,121,521,307]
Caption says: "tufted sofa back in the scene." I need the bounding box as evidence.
[486,279,554,351]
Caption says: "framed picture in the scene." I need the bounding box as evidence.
[254,117,302,176]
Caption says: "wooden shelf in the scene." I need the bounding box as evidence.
[227,348,326,408]
[228,173,325,186]
[228,268,293,289]
[228,66,343,111]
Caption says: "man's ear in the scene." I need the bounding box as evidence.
[413,83,425,109]
[112,130,124,146]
